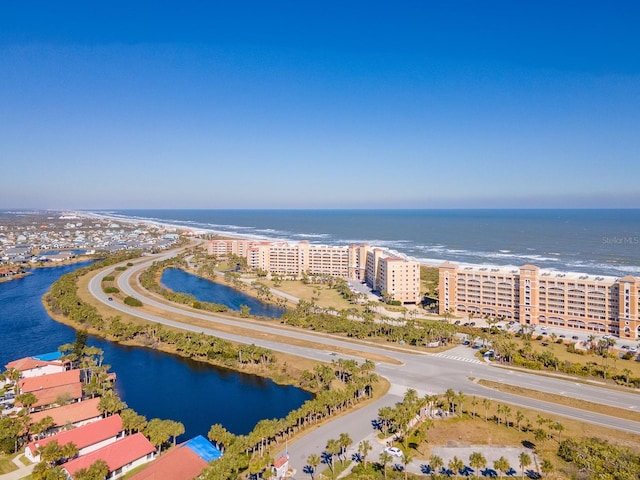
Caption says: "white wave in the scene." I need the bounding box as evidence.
[294,233,331,239]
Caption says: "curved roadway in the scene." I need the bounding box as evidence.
[87,249,640,475]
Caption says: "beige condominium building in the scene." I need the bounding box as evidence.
[439,262,640,340]
[208,239,421,304]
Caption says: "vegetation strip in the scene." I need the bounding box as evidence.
[119,260,403,365]
[477,379,640,422]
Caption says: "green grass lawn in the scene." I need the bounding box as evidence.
[0,454,18,474]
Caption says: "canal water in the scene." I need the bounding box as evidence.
[0,263,311,439]
[160,268,286,318]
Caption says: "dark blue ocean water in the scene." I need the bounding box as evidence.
[98,209,640,277]
[0,264,311,439]
[161,268,285,318]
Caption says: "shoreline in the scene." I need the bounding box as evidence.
[77,210,640,278]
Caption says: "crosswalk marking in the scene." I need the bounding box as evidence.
[432,353,484,364]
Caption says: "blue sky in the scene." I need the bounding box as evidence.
[1,1,639,209]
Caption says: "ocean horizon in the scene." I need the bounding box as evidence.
[87,208,640,278]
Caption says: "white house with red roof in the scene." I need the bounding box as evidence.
[273,455,289,479]
[18,369,83,411]
[19,369,81,394]
[5,356,67,378]
[62,433,155,480]
[25,414,124,463]
[29,397,102,431]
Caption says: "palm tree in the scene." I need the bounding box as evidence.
[540,459,554,478]
[358,440,372,467]
[496,404,504,425]
[448,456,464,478]
[338,432,352,462]
[402,452,414,480]
[515,410,525,431]
[494,456,510,478]
[429,454,444,476]
[325,438,341,476]
[469,452,486,478]
[534,427,547,445]
[379,451,392,480]
[518,452,531,479]
[482,398,492,422]
[208,424,232,452]
[456,391,466,416]
[470,396,479,418]
[551,421,565,443]
[412,428,427,455]
[445,388,456,413]
[306,453,320,480]
[167,420,185,446]
[502,405,511,427]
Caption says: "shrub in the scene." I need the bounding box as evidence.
[115,266,127,271]
[103,286,120,294]
[124,296,143,307]
[127,262,134,267]
[102,275,115,282]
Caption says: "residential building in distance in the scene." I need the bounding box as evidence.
[208,239,421,303]
[439,262,640,339]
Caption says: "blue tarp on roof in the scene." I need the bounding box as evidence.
[33,352,63,362]
[185,435,223,462]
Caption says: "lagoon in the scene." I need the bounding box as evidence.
[161,268,286,319]
[0,263,311,440]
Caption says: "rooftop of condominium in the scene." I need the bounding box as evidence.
[441,261,623,284]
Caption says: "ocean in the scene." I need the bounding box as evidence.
[95,209,640,278]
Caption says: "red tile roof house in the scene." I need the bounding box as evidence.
[18,369,83,411]
[273,455,289,480]
[19,369,81,394]
[5,356,67,379]
[29,397,103,431]
[25,414,124,463]
[62,433,156,480]
[128,435,222,480]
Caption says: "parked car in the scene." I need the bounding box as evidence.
[572,335,579,340]
[384,447,403,457]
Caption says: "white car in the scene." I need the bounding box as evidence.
[384,446,403,457]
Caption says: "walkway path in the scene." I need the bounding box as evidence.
[0,456,34,480]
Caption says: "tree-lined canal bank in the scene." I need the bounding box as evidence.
[1,263,312,440]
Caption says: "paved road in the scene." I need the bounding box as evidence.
[86,249,640,476]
